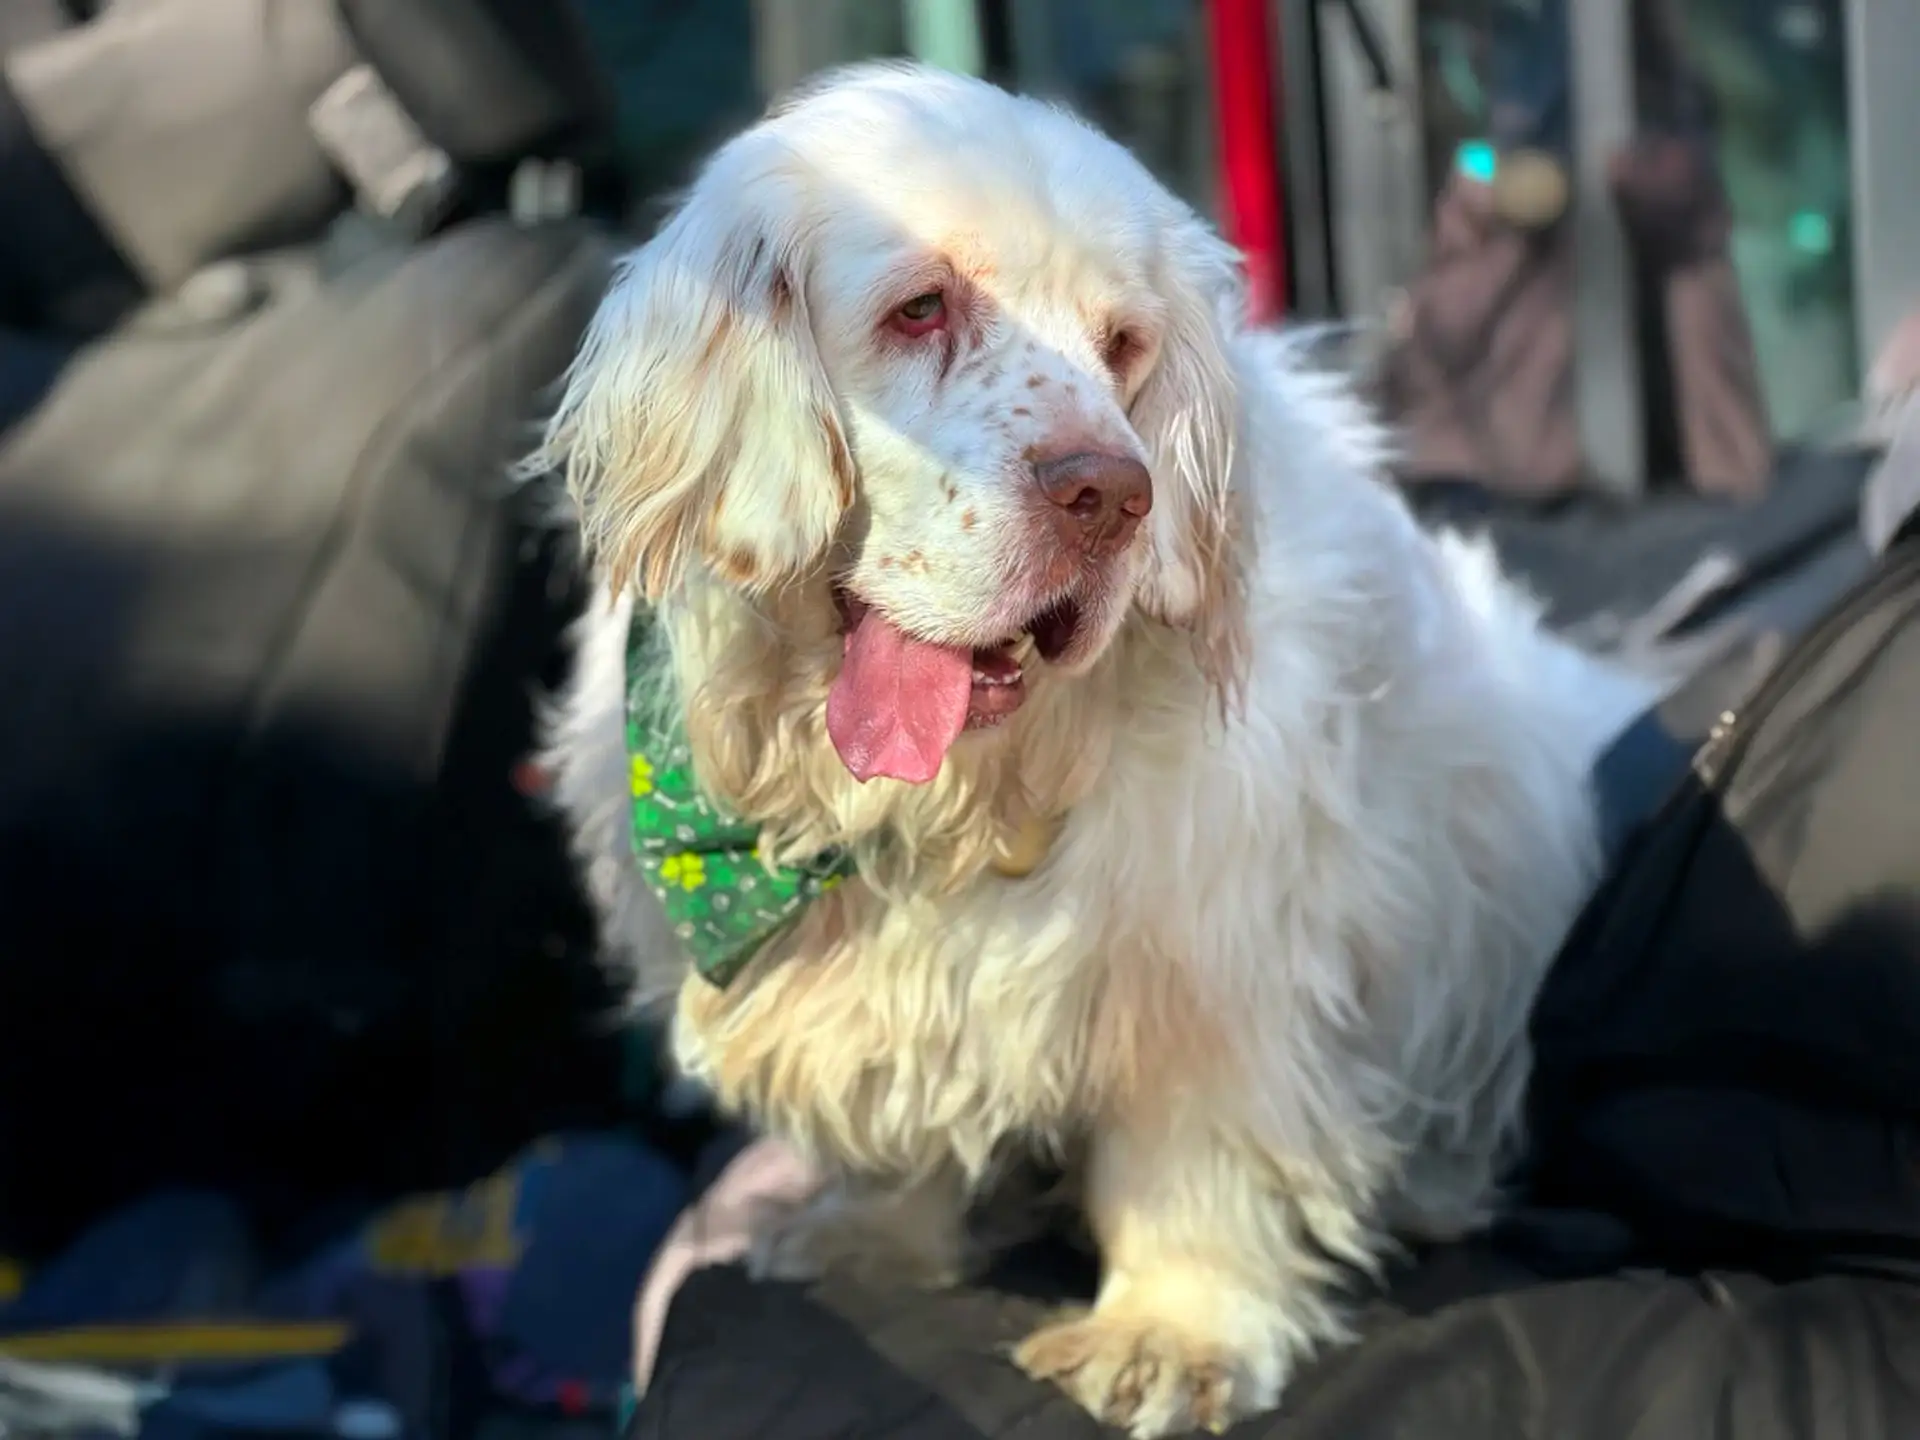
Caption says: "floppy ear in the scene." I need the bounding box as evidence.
[532,160,856,600]
[1128,220,1250,700]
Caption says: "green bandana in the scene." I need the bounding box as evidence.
[625,611,855,988]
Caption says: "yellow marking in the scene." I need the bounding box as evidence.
[0,1321,351,1364]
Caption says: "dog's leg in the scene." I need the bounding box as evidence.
[746,1160,974,1289]
[1014,1107,1375,1439]
[1383,1044,1526,1244]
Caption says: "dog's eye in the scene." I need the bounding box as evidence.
[891,292,947,336]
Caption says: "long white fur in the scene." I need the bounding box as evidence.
[532,63,1654,1439]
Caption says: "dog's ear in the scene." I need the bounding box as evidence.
[1128,220,1250,701]
[532,152,855,600]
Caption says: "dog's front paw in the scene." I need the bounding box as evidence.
[1013,1310,1278,1439]
[746,1184,967,1289]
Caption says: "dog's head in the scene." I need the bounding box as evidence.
[540,63,1245,785]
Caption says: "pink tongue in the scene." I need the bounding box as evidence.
[826,610,974,784]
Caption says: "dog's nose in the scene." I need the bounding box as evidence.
[1031,451,1152,557]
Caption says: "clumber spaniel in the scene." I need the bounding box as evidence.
[533,62,1651,1438]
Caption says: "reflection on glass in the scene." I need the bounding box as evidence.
[1653,0,1855,440]
[1016,0,1211,209]
[1380,0,1596,498]
[573,0,761,200]
[1386,0,1855,499]
[574,0,920,204]
[576,1,1215,225]
[1415,0,1856,446]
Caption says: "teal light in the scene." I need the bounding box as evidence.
[1456,140,1498,184]
[1789,209,1834,255]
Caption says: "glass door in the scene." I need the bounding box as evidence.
[1315,0,1874,496]
[1659,0,1856,442]
[1847,2,1920,395]
[1002,0,1218,213]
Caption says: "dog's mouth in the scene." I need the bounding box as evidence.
[827,586,1087,786]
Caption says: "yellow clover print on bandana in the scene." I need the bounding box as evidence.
[630,753,655,798]
[660,852,706,891]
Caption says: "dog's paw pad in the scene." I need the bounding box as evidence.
[1013,1312,1262,1438]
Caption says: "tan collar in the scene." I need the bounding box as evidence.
[989,811,1064,879]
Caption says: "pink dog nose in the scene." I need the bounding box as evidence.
[1031,451,1153,558]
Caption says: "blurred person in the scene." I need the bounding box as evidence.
[1381,0,1770,501]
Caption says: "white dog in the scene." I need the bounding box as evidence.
[532,62,1651,1438]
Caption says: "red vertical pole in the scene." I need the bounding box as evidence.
[1207,0,1288,322]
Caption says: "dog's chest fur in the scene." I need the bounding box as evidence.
[667,629,1219,1178]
